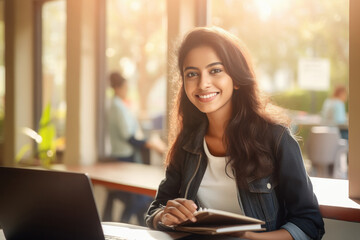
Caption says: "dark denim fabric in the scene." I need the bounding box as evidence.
[145,124,325,239]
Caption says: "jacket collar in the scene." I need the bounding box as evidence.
[182,121,208,155]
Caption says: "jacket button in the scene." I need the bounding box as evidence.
[267,183,271,189]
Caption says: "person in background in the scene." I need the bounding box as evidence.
[321,85,348,139]
[145,27,324,239]
[105,72,166,225]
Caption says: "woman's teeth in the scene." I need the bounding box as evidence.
[198,93,217,99]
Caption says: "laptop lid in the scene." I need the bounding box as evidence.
[0,167,105,240]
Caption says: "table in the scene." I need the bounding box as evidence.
[0,223,247,240]
[55,162,360,222]
[311,177,360,222]
[55,162,165,197]
[101,222,188,239]
[0,223,187,240]
[290,113,348,130]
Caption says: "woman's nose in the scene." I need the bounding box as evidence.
[198,73,211,89]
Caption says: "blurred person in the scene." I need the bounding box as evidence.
[145,27,324,239]
[321,85,348,139]
[104,72,166,225]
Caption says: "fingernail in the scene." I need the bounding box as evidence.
[193,203,197,209]
[191,217,197,222]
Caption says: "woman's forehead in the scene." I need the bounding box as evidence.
[183,46,221,69]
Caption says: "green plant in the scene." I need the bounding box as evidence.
[15,103,56,168]
[271,89,329,113]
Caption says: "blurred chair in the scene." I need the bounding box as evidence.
[306,126,348,178]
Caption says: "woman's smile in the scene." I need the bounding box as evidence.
[197,92,219,102]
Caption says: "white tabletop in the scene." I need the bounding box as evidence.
[0,223,189,240]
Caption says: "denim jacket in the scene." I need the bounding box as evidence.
[145,124,325,240]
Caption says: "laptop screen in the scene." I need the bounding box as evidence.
[0,167,105,240]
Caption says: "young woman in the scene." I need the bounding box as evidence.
[145,27,325,240]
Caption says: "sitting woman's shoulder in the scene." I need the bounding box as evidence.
[268,123,289,138]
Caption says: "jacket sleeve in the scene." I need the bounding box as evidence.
[276,128,325,240]
[145,159,183,229]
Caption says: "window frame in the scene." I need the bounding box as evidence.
[348,0,360,201]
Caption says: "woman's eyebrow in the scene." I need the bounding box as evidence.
[184,62,223,72]
[184,66,198,72]
[206,62,223,68]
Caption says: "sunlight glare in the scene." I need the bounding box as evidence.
[254,0,290,21]
[106,48,116,58]
[119,57,136,78]
[130,0,141,11]
[145,42,155,53]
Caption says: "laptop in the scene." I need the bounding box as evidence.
[0,167,184,240]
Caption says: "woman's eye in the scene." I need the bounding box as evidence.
[185,72,198,78]
[210,68,222,74]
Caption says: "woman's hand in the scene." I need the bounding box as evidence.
[157,198,198,227]
[229,231,247,239]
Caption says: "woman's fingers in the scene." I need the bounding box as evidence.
[167,199,197,221]
[161,212,181,225]
[161,198,198,226]
[163,205,188,223]
[181,199,198,214]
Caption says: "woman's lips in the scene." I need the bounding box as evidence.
[196,92,219,102]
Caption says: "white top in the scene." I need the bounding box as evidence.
[197,139,243,214]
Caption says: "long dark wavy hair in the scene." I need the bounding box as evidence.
[167,26,290,187]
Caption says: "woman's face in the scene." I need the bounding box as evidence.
[183,45,234,118]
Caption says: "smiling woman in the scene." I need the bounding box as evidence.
[145,26,325,240]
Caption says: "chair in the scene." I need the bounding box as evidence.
[306,126,348,178]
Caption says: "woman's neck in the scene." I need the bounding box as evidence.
[206,108,232,138]
[205,112,231,157]
[207,117,226,139]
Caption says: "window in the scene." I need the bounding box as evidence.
[0,0,4,142]
[34,0,66,160]
[211,0,348,94]
[210,0,349,179]
[105,0,167,155]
